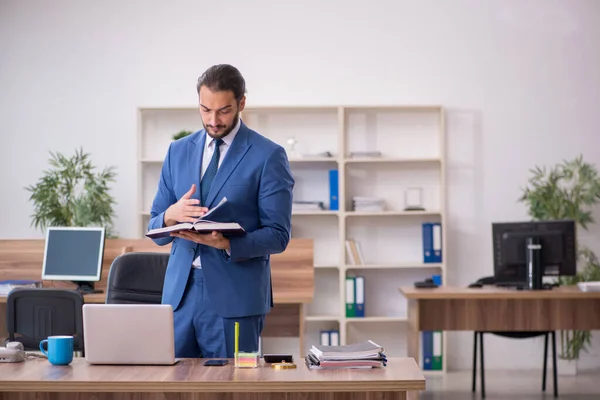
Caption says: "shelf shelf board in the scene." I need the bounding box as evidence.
[244,105,340,112]
[292,210,339,216]
[140,159,164,163]
[288,157,339,163]
[314,264,340,269]
[344,157,440,164]
[343,105,443,112]
[139,105,443,112]
[144,210,439,219]
[346,316,407,323]
[305,316,341,322]
[143,157,338,164]
[345,210,441,217]
[142,210,340,217]
[139,106,196,111]
[345,263,443,270]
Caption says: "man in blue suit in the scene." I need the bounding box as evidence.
[147,64,294,358]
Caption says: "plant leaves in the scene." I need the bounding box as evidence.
[25,147,118,237]
[519,154,600,360]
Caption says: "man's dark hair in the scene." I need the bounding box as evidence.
[196,64,246,103]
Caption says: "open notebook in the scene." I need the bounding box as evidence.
[145,197,245,239]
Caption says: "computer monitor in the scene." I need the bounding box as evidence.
[492,220,576,290]
[42,226,106,294]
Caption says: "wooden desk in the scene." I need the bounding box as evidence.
[400,285,600,365]
[0,357,425,400]
[0,238,314,353]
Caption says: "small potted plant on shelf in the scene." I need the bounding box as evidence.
[172,130,193,141]
[518,155,600,375]
[25,147,118,238]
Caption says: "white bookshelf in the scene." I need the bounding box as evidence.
[137,105,447,372]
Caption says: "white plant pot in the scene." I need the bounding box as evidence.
[548,356,578,376]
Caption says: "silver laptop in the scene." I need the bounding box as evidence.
[83,304,178,365]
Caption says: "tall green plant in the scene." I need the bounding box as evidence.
[25,148,118,237]
[519,155,600,361]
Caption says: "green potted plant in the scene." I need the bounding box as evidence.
[519,155,600,373]
[172,130,193,140]
[25,148,118,237]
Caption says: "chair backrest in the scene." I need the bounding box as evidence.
[105,252,169,305]
[6,288,84,352]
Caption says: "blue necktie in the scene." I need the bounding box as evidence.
[201,138,224,206]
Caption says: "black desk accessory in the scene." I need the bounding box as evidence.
[414,278,438,289]
[263,354,293,363]
[204,359,228,366]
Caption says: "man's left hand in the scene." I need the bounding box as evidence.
[171,230,230,251]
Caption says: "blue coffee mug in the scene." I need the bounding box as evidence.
[39,335,74,365]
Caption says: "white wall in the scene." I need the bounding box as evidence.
[2,0,600,371]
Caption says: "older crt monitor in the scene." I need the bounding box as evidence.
[42,227,106,294]
[492,220,576,289]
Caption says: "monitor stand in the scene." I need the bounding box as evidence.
[73,281,103,294]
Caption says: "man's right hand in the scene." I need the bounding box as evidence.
[164,184,208,227]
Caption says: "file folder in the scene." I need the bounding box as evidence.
[423,222,442,263]
[319,330,340,346]
[354,276,365,317]
[432,331,443,370]
[329,330,340,346]
[345,277,355,317]
[329,170,339,210]
[320,330,330,346]
[422,331,433,370]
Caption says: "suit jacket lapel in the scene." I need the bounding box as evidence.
[188,131,206,202]
[205,122,252,208]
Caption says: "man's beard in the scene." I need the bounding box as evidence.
[204,111,239,139]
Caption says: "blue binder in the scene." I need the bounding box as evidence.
[329,170,339,211]
[422,331,433,370]
[422,222,442,263]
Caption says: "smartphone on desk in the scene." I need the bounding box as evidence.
[204,359,228,366]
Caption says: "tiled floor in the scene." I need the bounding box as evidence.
[420,369,600,399]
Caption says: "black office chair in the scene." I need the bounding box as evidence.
[470,276,558,398]
[5,288,85,354]
[105,252,169,304]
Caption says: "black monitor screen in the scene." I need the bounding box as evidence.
[42,227,105,281]
[492,220,576,285]
[502,231,564,275]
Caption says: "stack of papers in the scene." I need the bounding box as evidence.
[292,201,325,211]
[352,197,385,212]
[577,281,600,292]
[305,340,387,369]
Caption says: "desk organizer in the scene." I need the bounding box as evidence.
[235,352,259,368]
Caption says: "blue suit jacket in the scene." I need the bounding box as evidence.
[147,121,294,318]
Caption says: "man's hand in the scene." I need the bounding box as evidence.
[170,230,230,251]
[164,184,207,227]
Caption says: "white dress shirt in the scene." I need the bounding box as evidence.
[192,118,241,268]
